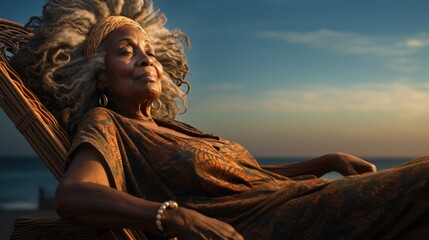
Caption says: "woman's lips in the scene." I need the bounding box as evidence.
[135,73,157,82]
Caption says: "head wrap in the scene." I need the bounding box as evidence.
[85,15,148,60]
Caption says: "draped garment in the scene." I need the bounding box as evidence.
[69,107,429,240]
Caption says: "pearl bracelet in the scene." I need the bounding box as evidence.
[155,200,179,239]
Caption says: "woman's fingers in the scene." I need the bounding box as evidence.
[335,152,377,176]
[353,163,376,174]
[165,207,243,240]
[194,213,244,240]
[205,218,244,240]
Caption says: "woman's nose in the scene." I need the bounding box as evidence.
[137,52,153,66]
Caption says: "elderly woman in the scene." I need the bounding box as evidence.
[11,0,429,239]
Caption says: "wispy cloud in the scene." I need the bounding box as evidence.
[193,82,429,115]
[203,82,245,91]
[259,29,429,56]
[258,30,429,71]
[405,38,429,48]
[385,58,420,72]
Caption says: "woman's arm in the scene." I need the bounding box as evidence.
[261,152,377,178]
[56,145,243,239]
[56,146,161,230]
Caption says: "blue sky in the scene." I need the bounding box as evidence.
[1,0,429,158]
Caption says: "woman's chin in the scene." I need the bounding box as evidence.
[134,85,161,97]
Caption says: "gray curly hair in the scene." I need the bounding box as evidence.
[11,0,190,136]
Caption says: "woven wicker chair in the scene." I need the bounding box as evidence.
[0,18,149,240]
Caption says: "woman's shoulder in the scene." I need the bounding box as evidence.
[78,107,120,129]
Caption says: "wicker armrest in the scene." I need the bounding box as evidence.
[11,216,100,240]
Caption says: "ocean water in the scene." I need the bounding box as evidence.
[0,157,57,210]
[0,156,414,210]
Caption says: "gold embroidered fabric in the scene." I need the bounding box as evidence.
[70,107,429,239]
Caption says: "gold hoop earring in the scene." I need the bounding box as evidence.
[99,94,108,107]
[151,98,162,110]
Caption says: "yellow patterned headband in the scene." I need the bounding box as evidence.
[85,15,148,60]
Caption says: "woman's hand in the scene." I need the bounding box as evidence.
[163,207,244,240]
[261,152,376,178]
[326,152,377,176]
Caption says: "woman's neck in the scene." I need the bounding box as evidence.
[108,104,153,122]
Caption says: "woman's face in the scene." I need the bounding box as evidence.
[98,26,163,110]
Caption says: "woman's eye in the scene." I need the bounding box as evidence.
[119,47,133,56]
[121,51,133,56]
[146,51,156,57]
